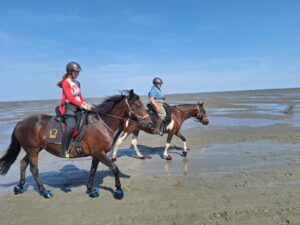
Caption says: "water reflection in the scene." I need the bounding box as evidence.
[163,158,189,176]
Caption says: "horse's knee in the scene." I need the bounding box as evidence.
[177,133,186,142]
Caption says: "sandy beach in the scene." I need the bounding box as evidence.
[1,88,300,225]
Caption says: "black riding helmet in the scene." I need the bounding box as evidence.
[66,61,81,74]
[153,77,163,85]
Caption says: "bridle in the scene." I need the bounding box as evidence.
[124,98,150,121]
[176,104,205,121]
[95,96,149,125]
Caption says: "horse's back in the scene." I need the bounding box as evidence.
[15,114,53,148]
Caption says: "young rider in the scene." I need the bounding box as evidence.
[57,61,93,158]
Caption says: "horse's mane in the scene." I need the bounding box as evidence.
[94,90,138,115]
[172,103,195,109]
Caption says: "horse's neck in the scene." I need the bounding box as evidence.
[102,104,128,132]
[176,105,196,121]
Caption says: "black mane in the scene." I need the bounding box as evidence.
[94,90,139,115]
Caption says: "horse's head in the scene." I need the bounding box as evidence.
[94,89,152,129]
[125,89,153,129]
[194,101,209,125]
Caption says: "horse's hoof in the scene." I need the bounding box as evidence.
[138,155,147,160]
[111,156,117,162]
[113,189,124,199]
[14,185,25,195]
[87,188,100,198]
[41,190,53,199]
[163,155,172,160]
[182,151,188,157]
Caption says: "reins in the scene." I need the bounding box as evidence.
[92,97,149,130]
[96,112,139,125]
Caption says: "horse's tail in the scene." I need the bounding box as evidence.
[0,124,21,175]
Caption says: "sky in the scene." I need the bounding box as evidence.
[0,0,299,102]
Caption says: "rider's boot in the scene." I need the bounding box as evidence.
[60,130,73,158]
[153,118,164,136]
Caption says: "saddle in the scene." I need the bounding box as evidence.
[44,107,97,156]
[147,103,172,133]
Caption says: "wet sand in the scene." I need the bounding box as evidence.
[1,88,300,225]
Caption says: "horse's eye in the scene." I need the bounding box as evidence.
[133,102,142,109]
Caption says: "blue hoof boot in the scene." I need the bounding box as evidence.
[87,188,100,198]
[41,190,53,199]
[14,185,25,195]
[113,189,124,199]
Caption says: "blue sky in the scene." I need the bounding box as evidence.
[0,0,299,102]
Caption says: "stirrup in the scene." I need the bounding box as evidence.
[61,149,72,158]
[61,152,71,158]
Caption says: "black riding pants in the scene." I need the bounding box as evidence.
[61,116,76,151]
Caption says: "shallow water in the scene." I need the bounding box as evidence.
[1,88,300,149]
[0,141,299,196]
[130,141,300,177]
[209,116,287,127]
[1,88,300,195]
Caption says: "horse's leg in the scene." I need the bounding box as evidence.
[86,157,100,198]
[14,155,30,194]
[176,131,188,157]
[163,133,174,160]
[111,131,129,161]
[98,151,124,199]
[131,130,146,159]
[28,150,52,198]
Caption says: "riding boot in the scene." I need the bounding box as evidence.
[60,129,73,158]
[153,118,164,136]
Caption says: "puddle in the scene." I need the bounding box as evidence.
[1,141,300,196]
[207,116,286,127]
[128,141,300,177]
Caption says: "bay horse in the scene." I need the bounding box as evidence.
[111,101,209,160]
[0,89,152,198]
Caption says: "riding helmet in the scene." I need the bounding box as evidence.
[153,77,163,85]
[66,61,82,73]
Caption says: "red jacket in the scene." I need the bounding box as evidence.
[59,78,85,115]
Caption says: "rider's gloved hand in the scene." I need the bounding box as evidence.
[81,102,93,111]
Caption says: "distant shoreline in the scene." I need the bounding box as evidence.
[0,86,299,104]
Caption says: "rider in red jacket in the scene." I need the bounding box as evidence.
[57,61,92,158]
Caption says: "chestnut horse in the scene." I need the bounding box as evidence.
[0,90,152,198]
[111,102,209,160]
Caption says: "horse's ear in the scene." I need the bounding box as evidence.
[198,101,204,106]
[129,89,134,97]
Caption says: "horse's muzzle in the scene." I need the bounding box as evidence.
[138,118,153,129]
[202,120,209,125]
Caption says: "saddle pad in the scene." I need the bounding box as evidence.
[45,117,63,144]
[44,116,88,146]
